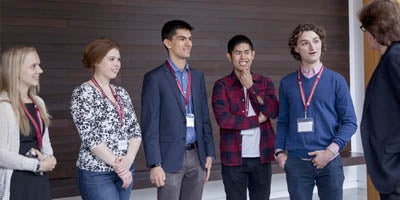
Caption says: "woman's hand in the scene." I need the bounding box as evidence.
[117,168,133,188]
[113,156,133,175]
[39,155,57,172]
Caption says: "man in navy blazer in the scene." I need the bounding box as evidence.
[141,20,216,200]
[359,1,400,199]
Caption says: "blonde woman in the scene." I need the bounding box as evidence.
[0,46,57,200]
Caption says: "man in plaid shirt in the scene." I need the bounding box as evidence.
[212,35,279,200]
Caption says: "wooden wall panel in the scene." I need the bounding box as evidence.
[1,0,349,198]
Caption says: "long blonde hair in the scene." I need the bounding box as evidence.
[0,46,51,136]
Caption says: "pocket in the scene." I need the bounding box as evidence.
[384,143,400,154]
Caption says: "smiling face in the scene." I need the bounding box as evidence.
[163,28,192,61]
[295,31,322,67]
[19,51,43,90]
[94,48,121,81]
[227,42,255,73]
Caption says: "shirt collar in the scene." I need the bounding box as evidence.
[300,64,323,78]
[167,57,189,72]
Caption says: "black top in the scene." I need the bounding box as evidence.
[10,103,51,200]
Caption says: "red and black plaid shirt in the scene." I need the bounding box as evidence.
[212,72,278,166]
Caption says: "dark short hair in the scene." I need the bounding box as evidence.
[358,0,400,46]
[82,38,120,70]
[161,20,193,42]
[227,35,254,54]
[288,24,326,61]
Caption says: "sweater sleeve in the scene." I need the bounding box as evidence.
[332,76,357,150]
[275,79,289,151]
[0,102,38,172]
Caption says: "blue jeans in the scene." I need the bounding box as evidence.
[77,164,134,200]
[222,158,272,200]
[285,156,344,200]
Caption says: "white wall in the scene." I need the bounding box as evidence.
[348,0,367,190]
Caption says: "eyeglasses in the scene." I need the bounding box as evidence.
[360,25,366,32]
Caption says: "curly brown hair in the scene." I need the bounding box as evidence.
[288,24,327,61]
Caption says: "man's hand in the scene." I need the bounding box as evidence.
[204,157,213,182]
[276,153,287,168]
[239,69,253,89]
[308,150,336,169]
[258,112,267,123]
[150,166,166,187]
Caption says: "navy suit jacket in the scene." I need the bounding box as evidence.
[361,41,400,194]
[141,63,216,173]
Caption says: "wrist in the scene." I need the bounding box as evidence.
[35,160,44,176]
[326,146,338,157]
[150,163,161,169]
[274,150,284,159]
[36,160,41,172]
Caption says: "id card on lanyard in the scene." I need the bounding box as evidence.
[118,140,128,151]
[165,60,195,128]
[297,66,324,133]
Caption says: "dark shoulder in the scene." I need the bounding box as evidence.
[144,64,166,77]
[189,67,205,78]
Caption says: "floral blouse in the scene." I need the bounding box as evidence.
[70,82,141,172]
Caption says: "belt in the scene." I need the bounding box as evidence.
[185,142,196,150]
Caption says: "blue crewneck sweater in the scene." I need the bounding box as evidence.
[275,68,357,159]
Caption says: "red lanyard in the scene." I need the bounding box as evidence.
[297,66,324,118]
[91,77,124,125]
[21,100,43,149]
[165,60,191,110]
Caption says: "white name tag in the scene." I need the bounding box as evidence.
[297,118,314,133]
[118,140,128,151]
[186,114,195,127]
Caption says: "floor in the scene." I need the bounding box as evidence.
[54,179,367,200]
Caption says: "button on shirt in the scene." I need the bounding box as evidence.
[167,57,196,144]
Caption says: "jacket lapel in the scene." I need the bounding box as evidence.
[163,64,186,115]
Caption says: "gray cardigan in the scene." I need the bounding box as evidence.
[0,92,53,200]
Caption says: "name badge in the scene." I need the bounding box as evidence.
[297,118,314,133]
[118,140,128,151]
[186,113,195,127]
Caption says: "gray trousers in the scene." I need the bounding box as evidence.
[157,148,206,200]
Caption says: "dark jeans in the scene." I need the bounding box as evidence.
[77,164,134,200]
[380,183,400,200]
[222,158,272,200]
[285,156,344,200]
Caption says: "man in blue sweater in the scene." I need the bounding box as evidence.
[274,24,357,200]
